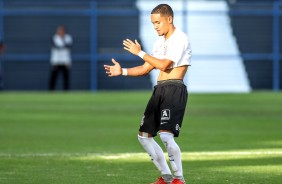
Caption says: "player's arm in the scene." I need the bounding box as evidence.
[123,39,173,71]
[104,58,154,77]
[126,62,155,76]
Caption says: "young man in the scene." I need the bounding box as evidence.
[104,4,191,184]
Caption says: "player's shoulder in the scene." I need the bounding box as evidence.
[175,28,189,41]
[168,28,189,48]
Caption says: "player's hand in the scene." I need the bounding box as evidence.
[123,39,141,55]
[104,58,122,77]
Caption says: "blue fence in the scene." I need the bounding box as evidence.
[0,0,281,91]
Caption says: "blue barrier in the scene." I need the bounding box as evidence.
[0,0,280,91]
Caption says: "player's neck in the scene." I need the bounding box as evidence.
[164,26,176,40]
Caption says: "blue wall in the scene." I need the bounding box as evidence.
[0,0,281,91]
[0,0,151,91]
[228,1,282,90]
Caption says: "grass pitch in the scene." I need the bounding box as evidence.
[0,91,282,184]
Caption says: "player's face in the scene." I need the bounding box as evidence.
[151,13,172,36]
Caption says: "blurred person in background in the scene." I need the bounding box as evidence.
[49,25,73,91]
[104,4,191,184]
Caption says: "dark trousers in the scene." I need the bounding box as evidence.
[49,65,70,90]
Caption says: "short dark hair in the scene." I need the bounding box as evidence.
[151,4,174,18]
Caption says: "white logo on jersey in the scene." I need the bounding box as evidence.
[163,45,167,55]
[161,109,170,120]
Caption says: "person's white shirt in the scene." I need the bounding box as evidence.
[152,28,192,68]
[50,34,72,66]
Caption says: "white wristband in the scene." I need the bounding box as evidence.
[138,51,146,59]
[122,68,127,76]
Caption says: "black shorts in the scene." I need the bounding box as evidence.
[139,79,188,137]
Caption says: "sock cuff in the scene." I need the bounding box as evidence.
[159,132,174,136]
[138,135,152,139]
[159,132,174,142]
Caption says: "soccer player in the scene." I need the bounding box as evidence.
[104,4,191,184]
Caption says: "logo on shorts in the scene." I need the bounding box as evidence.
[140,115,145,126]
[176,124,180,131]
[161,109,170,120]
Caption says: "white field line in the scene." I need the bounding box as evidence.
[0,150,282,160]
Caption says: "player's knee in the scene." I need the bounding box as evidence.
[160,132,174,143]
[138,135,146,145]
[138,135,159,159]
[167,143,180,155]
[160,132,179,153]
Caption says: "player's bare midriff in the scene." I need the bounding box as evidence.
[157,65,188,81]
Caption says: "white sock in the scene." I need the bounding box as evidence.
[138,135,172,175]
[160,132,183,177]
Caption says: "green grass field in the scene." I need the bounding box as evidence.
[0,91,282,184]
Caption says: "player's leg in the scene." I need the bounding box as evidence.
[159,112,184,180]
[159,81,188,183]
[138,133,172,182]
[159,131,184,183]
[138,88,173,183]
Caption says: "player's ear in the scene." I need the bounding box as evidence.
[168,16,173,24]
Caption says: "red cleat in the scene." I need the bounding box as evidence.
[151,177,167,184]
[171,178,185,184]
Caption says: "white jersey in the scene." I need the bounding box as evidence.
[152,28,192,68]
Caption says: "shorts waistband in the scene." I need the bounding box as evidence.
[157,79,184,85]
